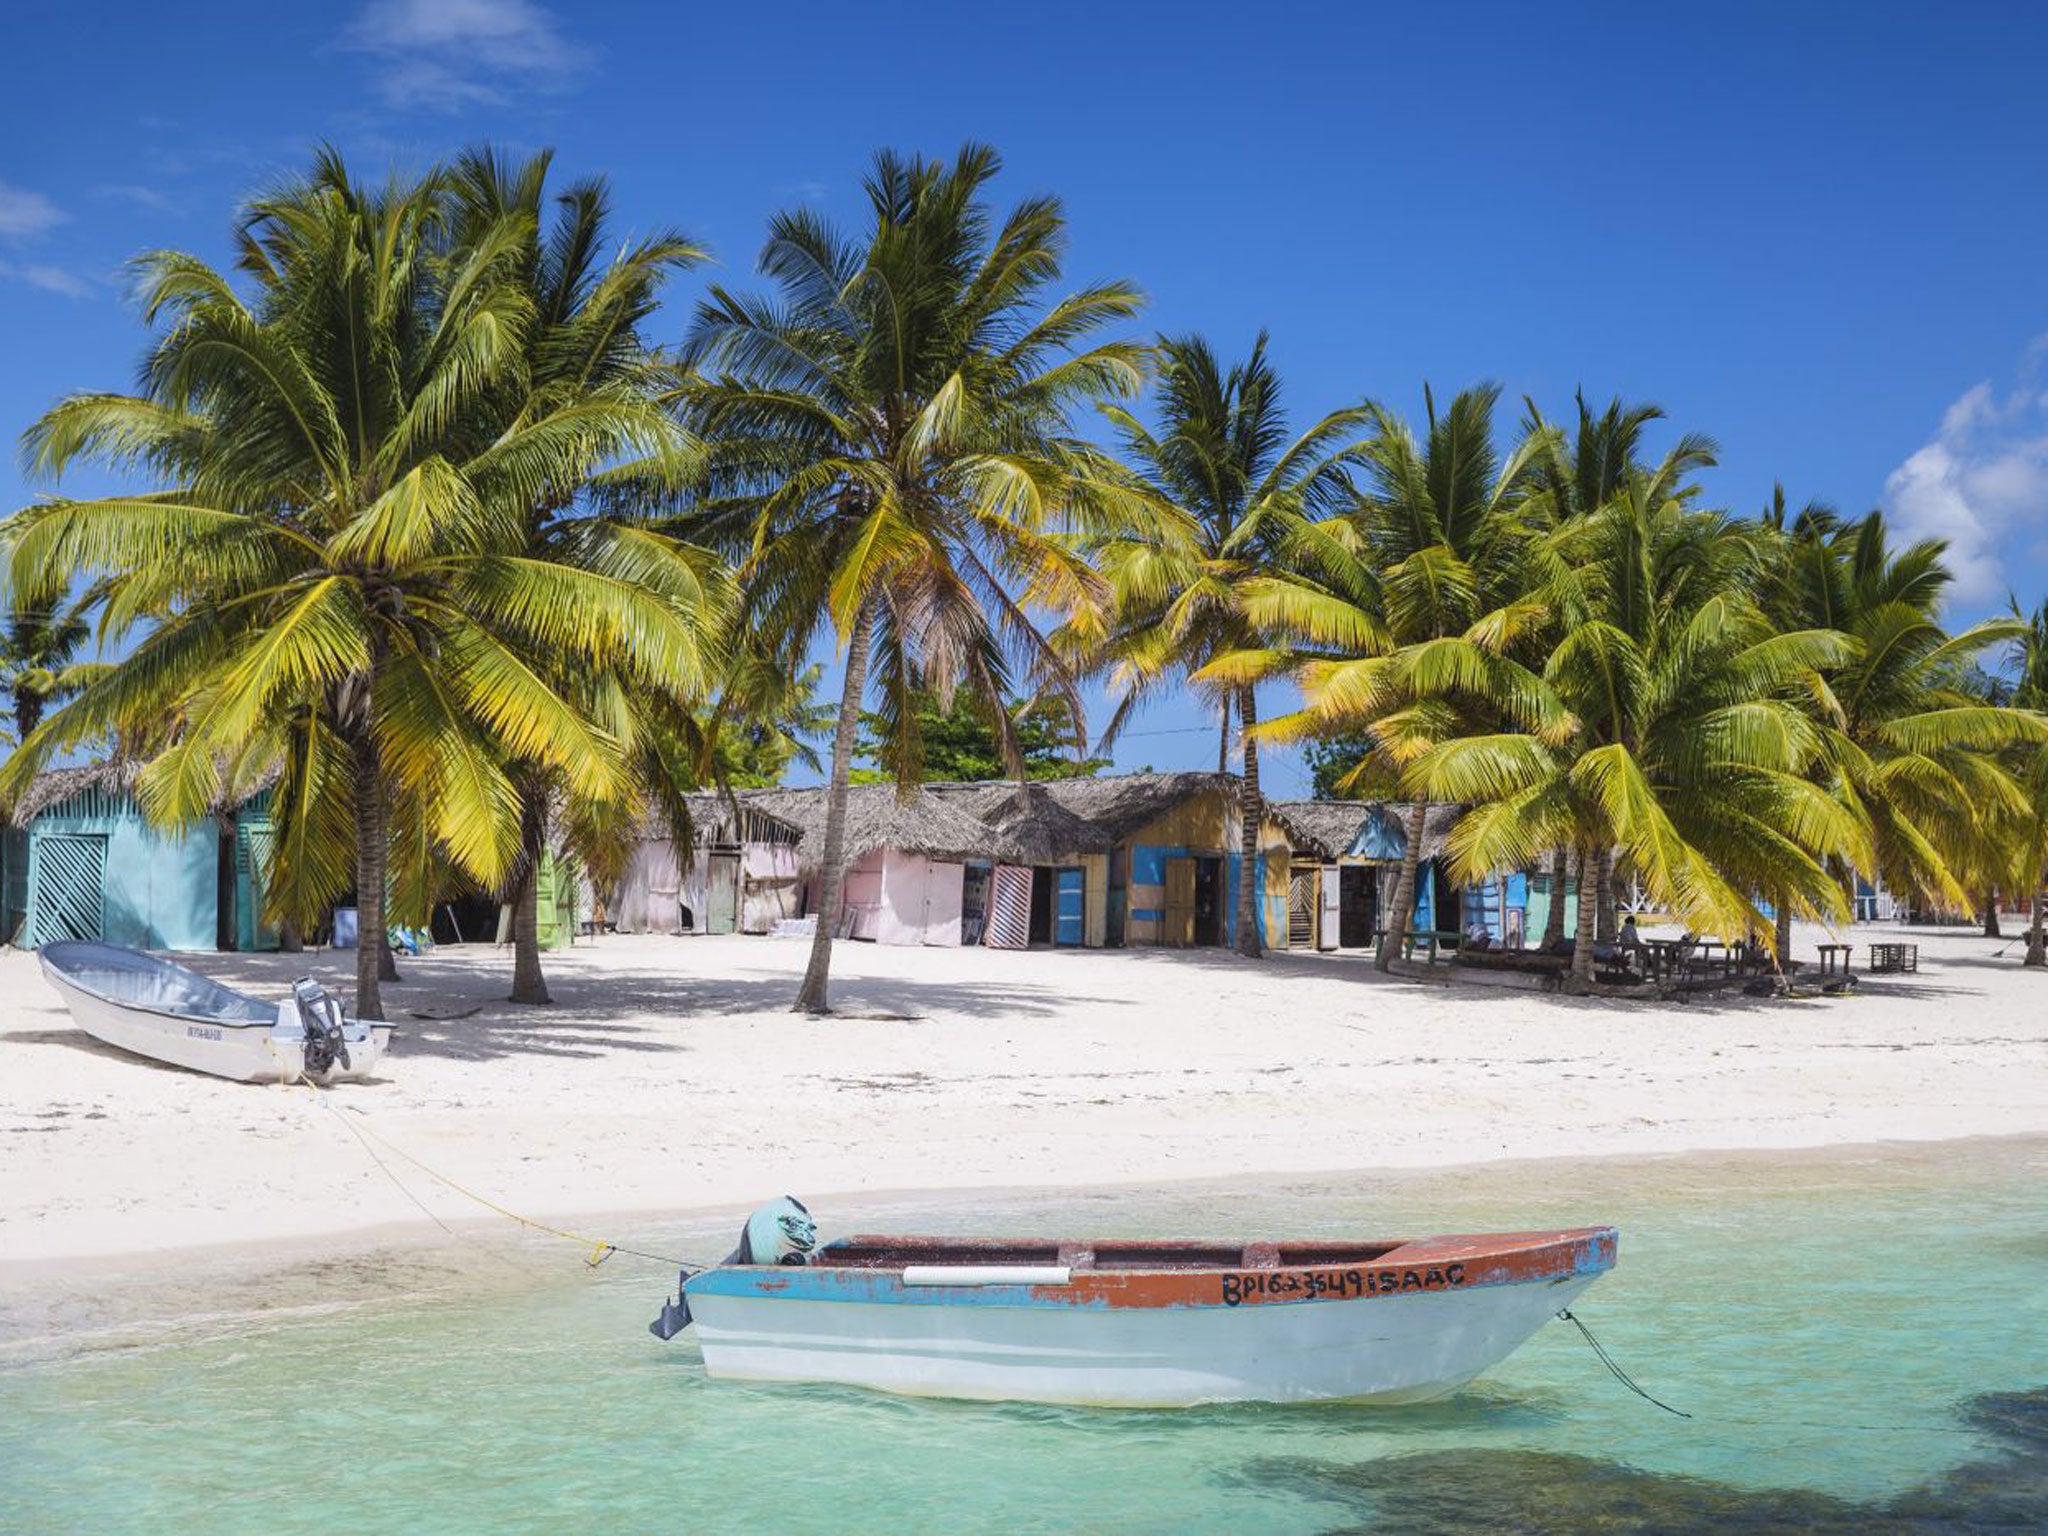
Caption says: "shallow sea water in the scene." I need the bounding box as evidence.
[3,1139,2045,1533]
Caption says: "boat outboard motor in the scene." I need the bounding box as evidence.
[292,978,350,1075]
[651,1197,815,1340]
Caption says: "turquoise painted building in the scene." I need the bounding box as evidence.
[3,763,274,953]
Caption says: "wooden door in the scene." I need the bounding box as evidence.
[985,865,1032,948]
[706,853,740,934]
[1164,857,1196,947]
[29,833,106,946]
[1288,868,1317,949]
[1054,867,1084,946]
[922,861,965,945]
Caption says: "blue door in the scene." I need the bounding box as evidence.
[1055,867,1084,946]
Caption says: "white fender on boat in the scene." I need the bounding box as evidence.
[901,1265,1073,1287]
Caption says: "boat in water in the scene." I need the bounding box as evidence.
[37,941,392,1084]
[652,1200,1618,1407]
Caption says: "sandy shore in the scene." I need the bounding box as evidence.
[3,921,2044,1274]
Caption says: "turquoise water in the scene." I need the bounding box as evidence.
[3,1141,2045,1532]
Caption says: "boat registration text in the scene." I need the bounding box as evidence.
[1218,1263,1468,1306]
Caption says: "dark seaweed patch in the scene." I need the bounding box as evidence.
[1235,1386,2048,1533]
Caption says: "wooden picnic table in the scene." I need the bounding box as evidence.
[1867,941,1918,974]
[1815,942,1854,977]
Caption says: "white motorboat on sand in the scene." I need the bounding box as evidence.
[38,941,391,1084]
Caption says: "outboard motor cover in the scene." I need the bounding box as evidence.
[650,1197,816,1340]
[293,978,350,1075]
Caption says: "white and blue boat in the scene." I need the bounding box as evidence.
[657,1204,1618,1407]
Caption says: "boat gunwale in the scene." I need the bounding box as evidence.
[38,944,384,1036]
[686,1226,1617,1310]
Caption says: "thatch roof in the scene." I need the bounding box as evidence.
[6,759,277,829]
[6,761,145,828]
[1269,800,1464,861]
[1267,799,1377,859]
[739,782,1014,864]
[677,793,803,848]
[728,771,1322,867]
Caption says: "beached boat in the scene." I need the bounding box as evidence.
[656,1204,1618,1407]
[37,941,392,1084]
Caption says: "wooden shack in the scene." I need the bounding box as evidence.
[3,763,243,951]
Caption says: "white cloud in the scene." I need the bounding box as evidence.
[1883,360,2048,608]
[342,0,590,111]
[0,180,66,240]
[0,260,92,298]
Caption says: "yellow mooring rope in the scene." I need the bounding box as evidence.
[291,1072,703,1271]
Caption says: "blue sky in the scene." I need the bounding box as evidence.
[3,0,2045,793]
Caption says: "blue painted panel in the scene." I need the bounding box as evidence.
[1347,805,1412,860]
[1055,868,1083,945]
[27,790,219,951]
[1222,851,1278,948]
[1129,845,1190,886]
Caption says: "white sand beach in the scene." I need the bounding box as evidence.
[2,923,2045,1274]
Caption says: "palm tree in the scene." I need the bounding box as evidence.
[1085,333,1370,956]
[679,144,1149,1013]
[1253,385,1549,970]
[1771,511,2042,920]
[444,146,719,1005]
[1522,394,1718,942]
[2,150,709,1020]
[1,587,97,744]
[2007,602,2048,966]
[1414,483,1866,985]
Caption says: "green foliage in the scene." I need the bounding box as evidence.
[1303,730,1381,798]
[852,692,1106,783]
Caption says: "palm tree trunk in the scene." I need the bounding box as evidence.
[1773,898,1793,966]
[1595,847,1616,944]
[509,779,551,1005]
[279,919,302,955]
[378,930,400,982]
[795,599,875,1015]
[1982,890,2001,939]
[350,726,388,1021]
[1217,694,1230,775]
[1235,685,1263,958]
[2026,887,2046,967]
[1570,844,1599,986]
[1375,801,1429,972]
[1543,848,1568,947]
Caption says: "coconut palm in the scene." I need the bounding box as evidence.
[1414,483,1866,985]
[1767,511,2042,920]
[1251,385,1550,970]
[2006,602,2048,966]
[2,150,710,1020]
[1,587,98,744]
[678,143,1149,1014]
[1522,394,1718,941]
[444,146,720,1005]
[1084,332,1371,957]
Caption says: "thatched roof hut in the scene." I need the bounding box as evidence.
[739,782,1015,865]
[730,771,1319,869]
[5,761,147,828]
[1268,800,1464,862]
